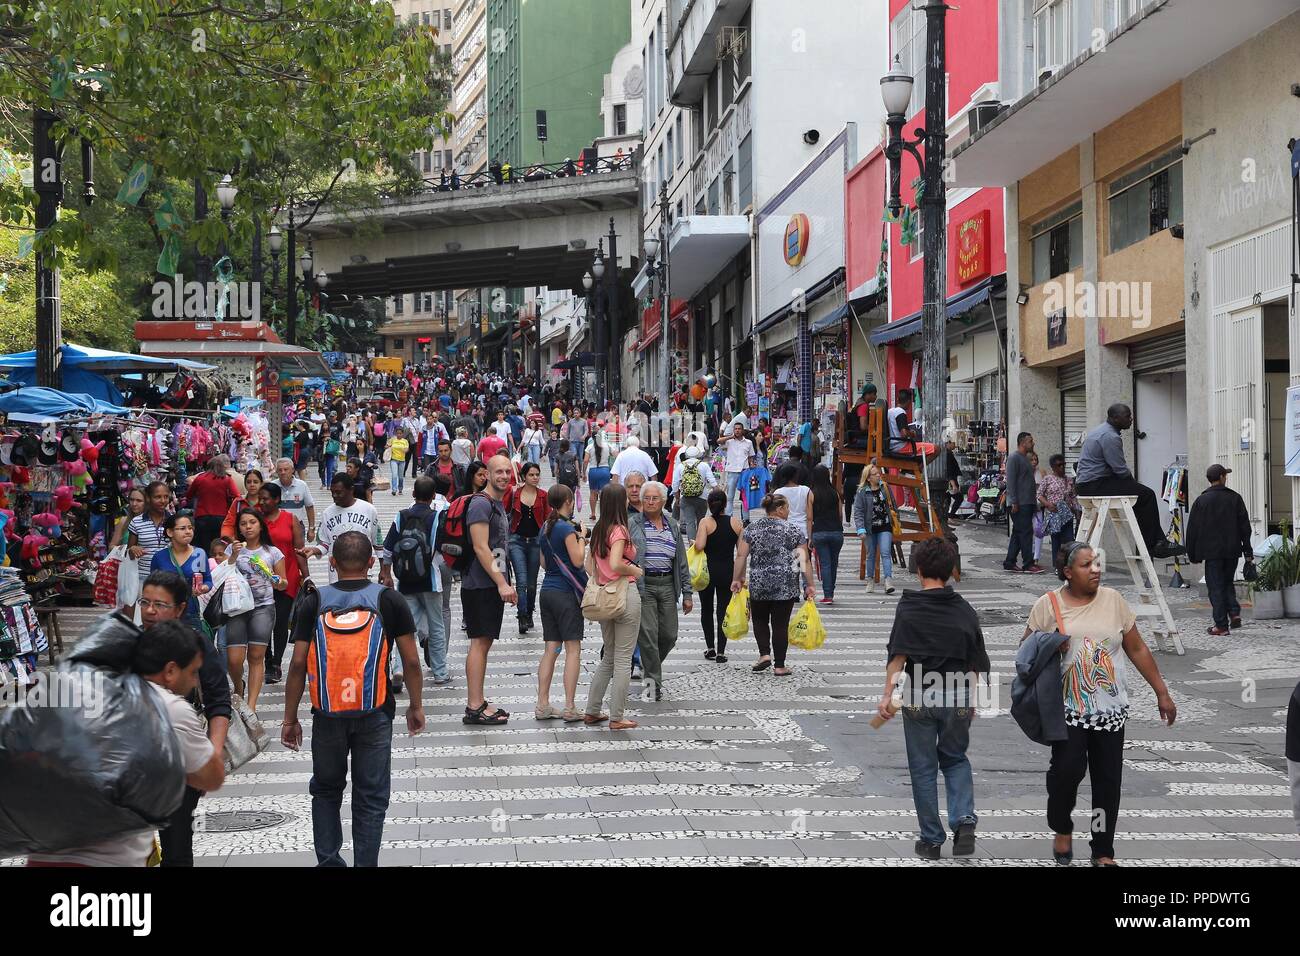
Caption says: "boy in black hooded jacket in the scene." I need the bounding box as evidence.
[878,537,990,860]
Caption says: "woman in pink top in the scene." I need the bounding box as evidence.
[582,483,644,730]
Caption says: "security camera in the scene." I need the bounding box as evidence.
[802,129,820,145]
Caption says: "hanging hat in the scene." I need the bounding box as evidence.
[10,432,40,467]
[59,429,82,462]
[0,441,12,466]
[38,434,61,466]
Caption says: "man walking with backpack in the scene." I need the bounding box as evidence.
[671,444,717,540]
[381,476,451,685]
[282,531,424,867]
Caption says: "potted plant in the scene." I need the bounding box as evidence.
[1250,550,1284,620]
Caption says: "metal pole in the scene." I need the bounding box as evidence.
[194,178,210,298]
[657,184,670,412]
[606,217,621,402]
[592,238,608,400]
[33,110,62,389]
[919,0,949,488]
[286,211,297,345]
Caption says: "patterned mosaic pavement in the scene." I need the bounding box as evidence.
[14,467,1300,867]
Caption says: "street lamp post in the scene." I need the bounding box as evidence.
[643,183,671,412]
[880,1,949,498]
[592,244,607,400]
[604,218,622,402]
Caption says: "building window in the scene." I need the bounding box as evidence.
[422,292,434,311]
[394,295,404,314]
[413,293,423,313]
[614,103,627,136]
[675,114,685,167]
[909,214,924,263]
[692,108,704,155]
[706,65,719,131]
[707,175,719,216]
[737,133,752,212]
[890,3,926,118]
[444,8,452,29]
[658,144,666,190]
[1033,0,1072,83]
[394,338,405,350]
[1030,200,1083,285]
[422,11,430,25]
[1106,0,1153,31]
[1108,148,1183,254]
[656,13,664,114]
[423,150,432,173]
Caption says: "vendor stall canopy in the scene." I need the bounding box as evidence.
[0,387,129,423]
[0,344,216,404]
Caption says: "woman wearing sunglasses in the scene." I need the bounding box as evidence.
[1023,541,1177,867]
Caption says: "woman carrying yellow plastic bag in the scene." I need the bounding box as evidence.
[789,599,827,650]
[722,586,750,641]
[686,545,710,591]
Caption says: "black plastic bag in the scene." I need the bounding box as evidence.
[0,613,186,856]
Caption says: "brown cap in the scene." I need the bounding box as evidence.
[1206,464,1232,482]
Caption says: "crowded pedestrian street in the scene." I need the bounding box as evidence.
[57,463,1285,869]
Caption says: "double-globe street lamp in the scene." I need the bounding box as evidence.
[879,0,950,514]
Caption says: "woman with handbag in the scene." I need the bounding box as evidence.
[223,508,288,713]
[1024,541,1177,866]
[149,513,213,633]
[582,483,644,731]
[506,461,549,634]
[535,483,587,721]
[125,481,173,618]
[694,489,743,663]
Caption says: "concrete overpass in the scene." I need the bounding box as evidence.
[299,166,642,298]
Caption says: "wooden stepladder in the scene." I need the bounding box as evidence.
[1075,496,1184,655]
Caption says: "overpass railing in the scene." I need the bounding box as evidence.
[375,151,640,200]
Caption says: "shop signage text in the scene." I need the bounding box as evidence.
[955,211,990,286]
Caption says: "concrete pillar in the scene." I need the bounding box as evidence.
[1080,137,1134,462]
[1006,183,1059,452]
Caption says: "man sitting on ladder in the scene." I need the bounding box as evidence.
[1075,403,1185,560]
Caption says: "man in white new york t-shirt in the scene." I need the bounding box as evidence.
[719,421,757,518]
[301,473,382,583]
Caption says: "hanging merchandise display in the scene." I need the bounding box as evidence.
[0,394,272,619]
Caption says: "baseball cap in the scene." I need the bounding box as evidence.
[1206,464,1232,482]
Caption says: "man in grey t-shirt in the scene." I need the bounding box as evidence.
[461,454,516,726]
[1003,432,1041,573]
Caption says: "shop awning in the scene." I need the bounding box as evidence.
[663,215,751,300]
[552,351,595,370]
[0,386,130,422]
[754,269,846,337]
[0,342,216,375]
[480,323,510,349]
[445,337,471,353]
[142,340,332,377]
[869,274,1007,345]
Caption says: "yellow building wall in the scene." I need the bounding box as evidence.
[1098,229,1185,345]
[1021,267,1086,367]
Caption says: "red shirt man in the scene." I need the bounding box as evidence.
[477,433,506,461]
[187,462,239,518]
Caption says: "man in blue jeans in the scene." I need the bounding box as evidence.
[281,531,425,867]
[878,536,990,860]
[380,475,452,684]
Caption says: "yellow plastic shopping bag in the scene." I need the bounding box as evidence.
[722,586,750,641]
[788,599,827,650]
[687,545,710,591]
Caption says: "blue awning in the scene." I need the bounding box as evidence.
[0,386,129,421]
[869,274,1007,346]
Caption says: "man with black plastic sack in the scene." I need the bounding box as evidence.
[1185,463,1253,636]
[139,570,232,866]
[25,620,226,866]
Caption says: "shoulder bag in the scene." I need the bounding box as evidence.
[540,524,586,599]
[581,541,629,622]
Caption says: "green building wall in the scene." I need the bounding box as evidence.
[487,0,631,169]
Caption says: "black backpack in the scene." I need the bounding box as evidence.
[557,453,579,487]
[392,508,435,586]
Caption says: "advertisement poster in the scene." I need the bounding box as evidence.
[1285,385,1300,476]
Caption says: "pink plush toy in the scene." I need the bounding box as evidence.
[21,532,46,564]
[11,465,30,488]
[80,437,105,472]
[0,509,17,543]
[0,482,12,509]
[63,458,90,491]
[53,485,75,513]
[31,511,63,539]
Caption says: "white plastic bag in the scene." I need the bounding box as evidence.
[200,561,233,615]
[116,553,141,608]
[222,570,256,617]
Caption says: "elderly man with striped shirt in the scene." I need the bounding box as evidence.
[628,481,692,701]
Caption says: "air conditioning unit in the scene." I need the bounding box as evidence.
[716,25,747,60]
[967,100,1003,137]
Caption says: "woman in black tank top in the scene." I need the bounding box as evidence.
[807,465,844,603]
[694,489,744,662]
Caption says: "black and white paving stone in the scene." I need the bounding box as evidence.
[14,467,1300,867]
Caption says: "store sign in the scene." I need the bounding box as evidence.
[954,210,990,286]
[265,386,281,403]
[1047,310,1067,349]
[783,214,811,266]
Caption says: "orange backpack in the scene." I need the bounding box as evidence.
[306,583,390,715]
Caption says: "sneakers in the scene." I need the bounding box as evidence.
[431,676,453,686]
[1230,616,1243,629]
[1022,565,1046,575]
[265,663,282,685]
[914,840,942,861]
[1149,539,1187,559]
[952,822,976,856]
[819,597,834,605]
[866,580,876,593]
[1003,563,1022,573]
[883,578,895,594]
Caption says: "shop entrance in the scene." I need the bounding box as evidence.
[1134,370,1187,530]
[1263,302,1292,532]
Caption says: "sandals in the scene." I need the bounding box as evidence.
[561,707,582,722]
[751,657,772,672]
[715,654,728,664]
[609,719,638,730]
[583,712,609,724]
[463,702,509,725]
[704,648,716,660]
[773,667,792,677]
[534,704,563,720]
